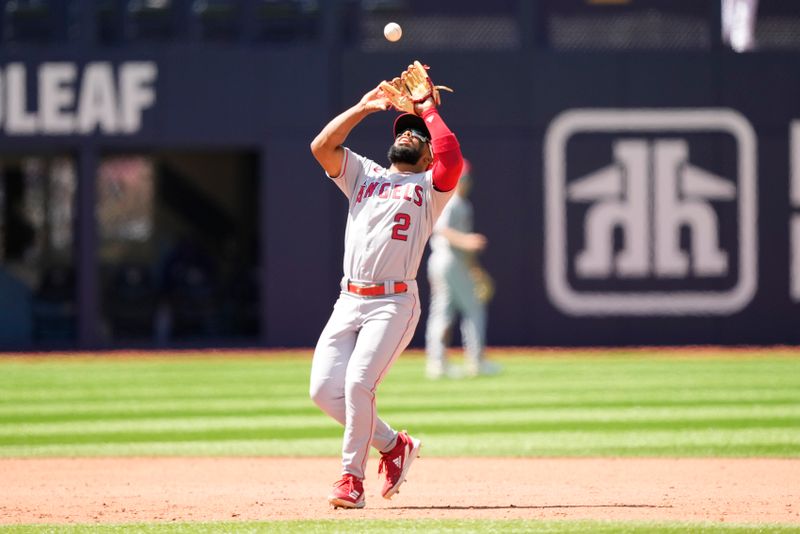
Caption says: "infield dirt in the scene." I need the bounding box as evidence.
[1,457,798,524]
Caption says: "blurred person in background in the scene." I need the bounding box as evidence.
[425,160,500,379]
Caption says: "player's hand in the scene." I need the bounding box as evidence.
[414,96,436,116]
[359,85,391,113]
[462,233,488,253]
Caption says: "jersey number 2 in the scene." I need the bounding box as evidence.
[391,213,411,241]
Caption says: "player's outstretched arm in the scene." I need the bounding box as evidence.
[417,97,463,192]
[310,85,391,177]
[439,227,488,253]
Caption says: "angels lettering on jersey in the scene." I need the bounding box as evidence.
[330,148,454,282]
[354,180,423,207]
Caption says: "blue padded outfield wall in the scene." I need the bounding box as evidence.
[0,2,799,349]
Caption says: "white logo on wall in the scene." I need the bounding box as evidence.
[544,109,758,316]
[0,61,157,135]
[791,120,800,301]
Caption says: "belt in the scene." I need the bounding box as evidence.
[346,281,408,297]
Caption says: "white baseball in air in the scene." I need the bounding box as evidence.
[384,22,402,42]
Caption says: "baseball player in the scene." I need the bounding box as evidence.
[425,161,500,379]
[308,81,463,509]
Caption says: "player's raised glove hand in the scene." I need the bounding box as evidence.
[379,61,453,115]
[379,76,414,114]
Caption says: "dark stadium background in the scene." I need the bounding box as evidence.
[0,0,797,350]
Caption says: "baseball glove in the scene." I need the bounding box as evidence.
[380,61,454,114]
[470,265,495,304]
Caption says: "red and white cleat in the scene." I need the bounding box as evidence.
[328,474,366,509]
[378,430,421,499]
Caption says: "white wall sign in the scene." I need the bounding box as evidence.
[544,108,758,316]
[0,61,157,135]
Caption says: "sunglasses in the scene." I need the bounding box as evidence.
[396,128,430,144]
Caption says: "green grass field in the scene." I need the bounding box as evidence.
[1,349,799,532]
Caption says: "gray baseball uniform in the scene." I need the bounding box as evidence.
[309,147,454,479]
[425,193,487,375]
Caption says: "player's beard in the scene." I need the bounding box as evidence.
[388,144,423,165]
